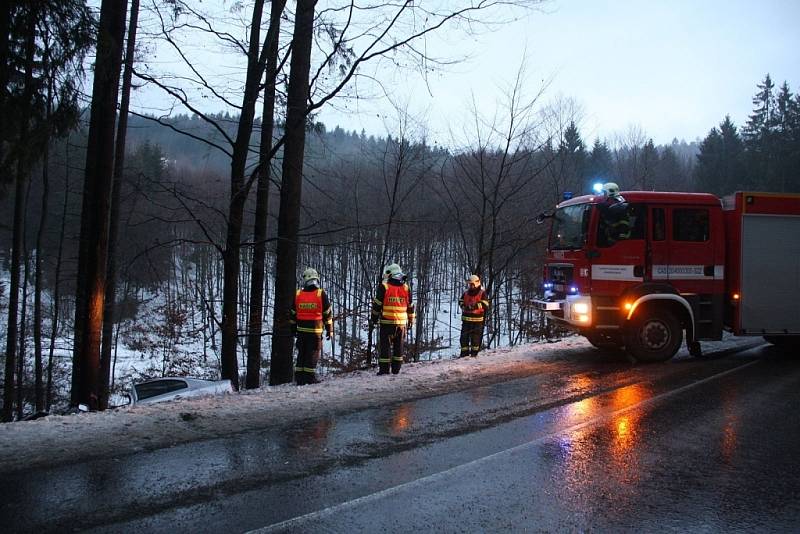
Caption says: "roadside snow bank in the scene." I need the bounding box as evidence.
[0,335,760,473]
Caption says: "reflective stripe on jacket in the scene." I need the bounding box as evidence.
[292,288,333,335]
[382,283,409,324]
[371,281,415,325]
[460,288,490,323]
[296,289,322,320]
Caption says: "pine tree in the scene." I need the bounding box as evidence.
[2,1,94,420]
[641,138,658,190]
[742,74,797,191]
[743,74,776,143]
[654,146,689,191]
[695,116,745,195]
[774,82,800,191]
[587,139,613,187]
[557,121,586,193]
[695,127,723,194]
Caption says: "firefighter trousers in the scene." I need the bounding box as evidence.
[460,321,484,357]
[295,334,322,385]
[379,324,405,375]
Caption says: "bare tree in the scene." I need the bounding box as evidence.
[269,0,318,385]
[269,0,545,385]
[246,0,288,390]
[99,0,140,409]
[437,67,553,347]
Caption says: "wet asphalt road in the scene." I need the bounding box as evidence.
[2,342,799,533]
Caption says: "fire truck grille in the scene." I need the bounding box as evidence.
[548,264,574,297]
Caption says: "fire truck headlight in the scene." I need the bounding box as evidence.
[578,314,590,323]
[570,286,578,293]
[573,302,590,315]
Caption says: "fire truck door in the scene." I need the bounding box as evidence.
[648,206,669,280]
[658,206,723,339]
[660,207,718,289]
[591,203,647,295]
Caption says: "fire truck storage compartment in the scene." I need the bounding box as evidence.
[739,214,800,333]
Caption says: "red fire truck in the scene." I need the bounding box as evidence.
[534,186,800,361]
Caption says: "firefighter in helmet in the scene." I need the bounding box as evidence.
[370,263,415,375]
[599,182,632,245]
[290,268,333,385]
[459,274,490,357]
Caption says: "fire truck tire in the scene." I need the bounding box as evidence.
[624,309,683,362]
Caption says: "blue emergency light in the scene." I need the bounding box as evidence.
[563,191,574,200]
[592,182,604,194]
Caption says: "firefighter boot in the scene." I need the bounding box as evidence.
[391,357,402,374]
[306,371,320,384]
[377,361,390,375]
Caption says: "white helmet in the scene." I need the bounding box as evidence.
[302,268,319,284]
[602,182,620,199]
[384,263,404,281]
[467,274,481,288]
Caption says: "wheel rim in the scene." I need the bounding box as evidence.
[639,319,671,351]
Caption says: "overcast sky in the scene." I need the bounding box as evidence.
[315,0,800,145]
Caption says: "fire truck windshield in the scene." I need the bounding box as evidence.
[551,204,590,250]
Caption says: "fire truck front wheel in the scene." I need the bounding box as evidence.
[624,309,683,362]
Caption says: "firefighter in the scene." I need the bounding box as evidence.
[599,182,632,244]
[604,203,632,242]
[370,263,415,375]
[290,268,333,385]
[459,274,490,357]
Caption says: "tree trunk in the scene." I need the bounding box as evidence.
[47,138,71,411]
[71,0,127,410]
[2,9,36,422]
[269,0,317,386]
[2,161,26,421]
[0,1,9,166]
[34,132,50,413]
[219,0,269,391]
[34,30,55,413]
[99,0,139,410]
[17,247,31,420]
[246,0,286,390]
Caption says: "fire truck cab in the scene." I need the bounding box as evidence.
[534,186,800,361]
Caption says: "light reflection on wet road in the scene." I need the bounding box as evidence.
[1,343,798,533]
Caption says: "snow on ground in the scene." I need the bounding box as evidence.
[0,334,761,473]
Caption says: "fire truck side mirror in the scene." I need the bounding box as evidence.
[536,212,550,224]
